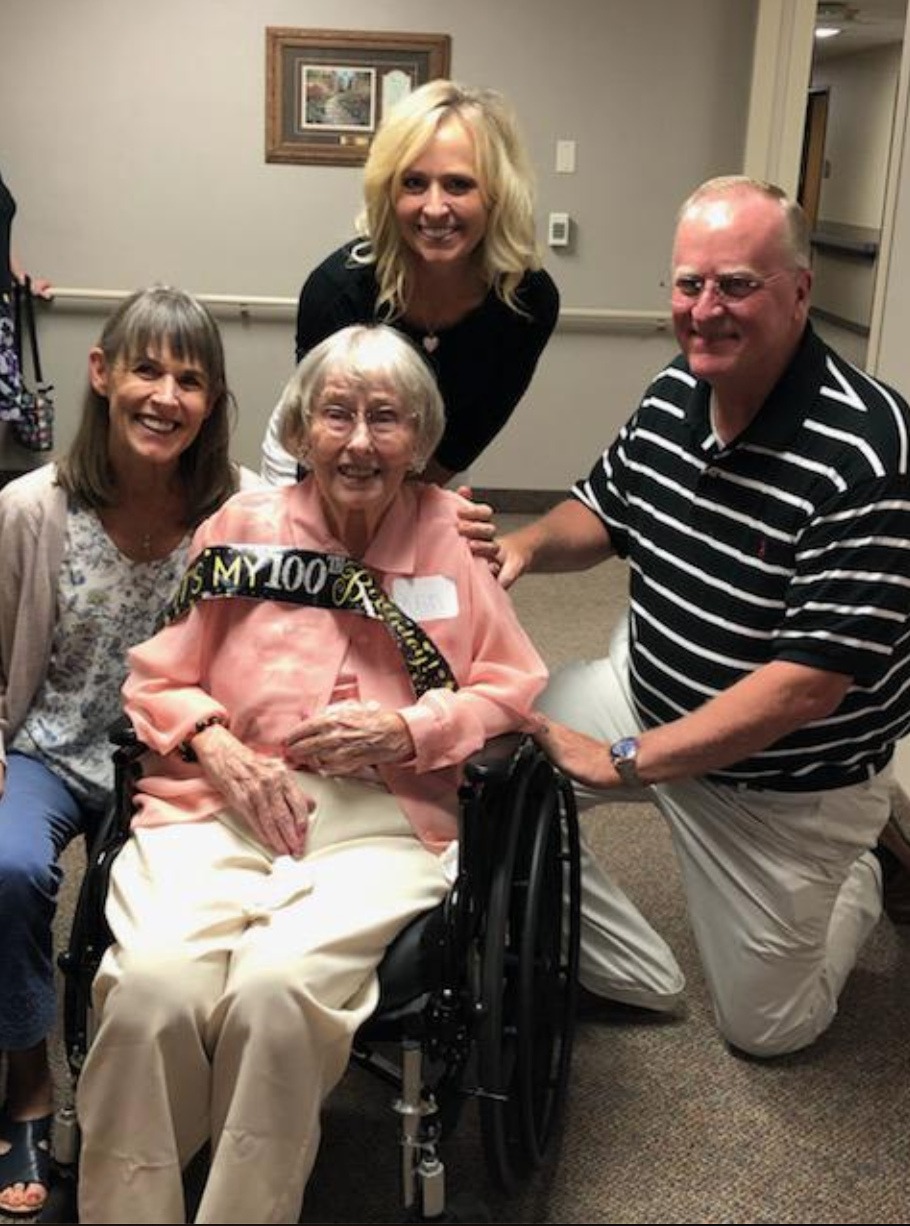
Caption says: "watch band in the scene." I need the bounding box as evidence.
[610,736,642,787]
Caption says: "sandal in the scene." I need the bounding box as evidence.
[0,1111,52,1217]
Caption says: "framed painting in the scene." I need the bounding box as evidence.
[266,28,451,165]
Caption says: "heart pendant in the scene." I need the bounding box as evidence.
[422,334,439,354]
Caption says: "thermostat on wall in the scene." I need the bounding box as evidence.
[548,212,571,247]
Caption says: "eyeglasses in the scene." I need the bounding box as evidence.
[669,272,787,303]
[314,404,416,441]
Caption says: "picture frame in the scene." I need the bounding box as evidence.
[266,28,452,166]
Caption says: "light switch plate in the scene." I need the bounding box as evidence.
[548,212,571,247]
[556,140,576,174]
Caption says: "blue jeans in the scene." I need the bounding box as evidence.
[0,752,96,1049]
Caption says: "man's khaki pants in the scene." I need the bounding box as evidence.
[539,619,890,1056]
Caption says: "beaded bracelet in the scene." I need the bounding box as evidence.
[178,714,228,763]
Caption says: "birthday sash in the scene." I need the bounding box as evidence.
[161,544,458,699]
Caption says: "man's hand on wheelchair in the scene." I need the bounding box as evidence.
[192,722,314,856]
[531,713,619,789]
[283,700,414,776]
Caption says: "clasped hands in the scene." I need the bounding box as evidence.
[192,701,413,857]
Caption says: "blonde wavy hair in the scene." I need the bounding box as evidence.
[352,79,542,319]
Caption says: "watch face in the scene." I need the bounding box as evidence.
[611,737,639,761]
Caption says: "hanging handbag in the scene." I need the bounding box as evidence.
[11,275,55,451]
[0,287,25,422]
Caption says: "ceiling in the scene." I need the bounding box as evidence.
[814,0,908,59]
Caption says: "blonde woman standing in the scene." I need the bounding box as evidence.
[261,79,559,487]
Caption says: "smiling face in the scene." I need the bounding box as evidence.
[90,343,212,473]
[671,189,812,411]
[393,115,490,270]
[306,373,419,552]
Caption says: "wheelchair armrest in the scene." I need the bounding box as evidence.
[108,713,146,765]
[462,732,526,787]
[452,733,544,953]
[108,712,138,748]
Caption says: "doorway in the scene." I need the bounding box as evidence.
[799,0,908,365]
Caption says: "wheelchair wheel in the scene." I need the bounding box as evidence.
[476,748,580,1192]
[60,728,142,1075]
[60,801,135,1076]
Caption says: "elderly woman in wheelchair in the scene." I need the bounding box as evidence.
[74,323,547,1225]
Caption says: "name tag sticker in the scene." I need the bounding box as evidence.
[391,576,459,621]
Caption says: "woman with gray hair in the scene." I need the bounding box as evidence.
[0,285,245,1217]
[76,324,547,1225]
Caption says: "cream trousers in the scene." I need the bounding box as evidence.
[76,773,449,1224]
[539,619,891,1056]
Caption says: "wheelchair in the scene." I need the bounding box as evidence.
[44,721,581,1222]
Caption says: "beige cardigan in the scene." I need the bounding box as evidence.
[0,464,67,763]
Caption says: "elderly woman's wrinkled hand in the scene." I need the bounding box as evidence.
[284,700,414,776]
[192,723,314,856]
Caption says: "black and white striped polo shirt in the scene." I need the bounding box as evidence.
[573,325,910,791]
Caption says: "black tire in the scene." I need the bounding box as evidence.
[60,815,126,1073]
[476,750,580,1192]
[61,726,143,1075]
[516,773,580,1168]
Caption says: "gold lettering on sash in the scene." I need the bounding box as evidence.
[213,553,244,588]
[163,545,457,697]
[333,565,373,612]
[190,560,205,598]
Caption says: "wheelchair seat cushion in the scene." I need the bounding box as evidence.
[373,900,448,1015]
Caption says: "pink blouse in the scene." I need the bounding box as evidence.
[123,479,547,853]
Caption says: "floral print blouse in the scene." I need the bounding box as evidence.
[11,502,189,809]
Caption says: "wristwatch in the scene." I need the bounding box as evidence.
[609,736,643,787]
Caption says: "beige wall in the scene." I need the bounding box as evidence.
[742,0,816,192]
[0,0,754,486]
[868,6,910,798]
[870,15,910,392]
